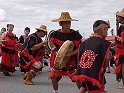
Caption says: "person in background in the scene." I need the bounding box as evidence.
[18,27,30,74]
[106,47,116,73]
[43,50,49,67]
[0,24,19,76]
[0,27,6,36]
[115,8,124,89]
[18,27,30,45]
[73,20,112,93]
[0,27,6,56]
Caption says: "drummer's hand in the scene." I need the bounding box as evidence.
[51,45,57,51]
[41,40,48,45]
[65,53,72,58]
[42,40,48,45]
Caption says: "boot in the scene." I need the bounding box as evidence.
[23,73,28,80]
[23,71,34,85]
[3,72,11,76]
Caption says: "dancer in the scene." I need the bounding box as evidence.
[115,8,124,89]
[49,12,82,93]
[19,25,48,85]
[73,20,112,93]
[1,24,19,76]
[18,27,30,74]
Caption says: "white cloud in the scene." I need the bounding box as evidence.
[0,0,124,37]
[0,9,8,22]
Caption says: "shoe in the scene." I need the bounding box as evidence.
[3,72,11,76]
[117,85,124,89]
[21,72,26,75]
[44,62,48,66]
[24,80,34,85]
[47,68,51,72]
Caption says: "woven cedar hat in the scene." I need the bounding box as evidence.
[116,8,124,17]
[36,25,47,32]
[52,12,78,22]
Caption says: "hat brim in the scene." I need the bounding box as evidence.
[52,19,78,22]
[35,28,47,32]
[115,12,124,17]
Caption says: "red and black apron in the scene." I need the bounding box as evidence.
[49,29,82,79]
[72,37,111,92]
[19,33,45,69]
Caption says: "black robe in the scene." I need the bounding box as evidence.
[73,37,111,88]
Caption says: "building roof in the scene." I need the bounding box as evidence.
[105,35,115,41]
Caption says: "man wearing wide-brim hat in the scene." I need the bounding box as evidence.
[19,25,48,85]
[115,8,124,89]
[35,25,47,33]
[48,12,82,93]
[115,8,124,31]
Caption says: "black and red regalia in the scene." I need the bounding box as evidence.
[18,35,29,72]
[18,35,29,45]
[115,24,124,82]
[73,36,111,92]
[1,32,18,73]
[49,29,82,79]
[19,33,45,70]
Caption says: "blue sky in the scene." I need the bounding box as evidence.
[0,0,124,37]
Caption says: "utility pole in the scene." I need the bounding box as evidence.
[110,29,114,35]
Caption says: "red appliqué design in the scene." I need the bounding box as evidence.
[79,50,97,68]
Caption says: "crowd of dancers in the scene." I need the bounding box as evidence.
[0,8,124,93]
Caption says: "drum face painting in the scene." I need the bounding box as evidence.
[53,40,74,69]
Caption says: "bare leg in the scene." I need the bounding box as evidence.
[76,80,82,89]
[23,62,42,85]
[118,63,124,89]
[112,65,116,70]
[112,65,116,73]
[51,78,58,90]
[32,62,42,69]
[106,65,110,73]
[78,87,86,93]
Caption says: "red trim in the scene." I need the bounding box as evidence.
[121,32,124,42]
[22,59,36,69]
[48,69,76,79]
[49,50,56,68]
[116,64,121,74]
[115,53,121,74]
[99,43,112,85]
[115,48,124,56]
[115,55,121,74]
[116,44,123,47]
[50,38,55,44]
[88,89,107,93]
[19,49,37,69]
[72,75,104,88]
[73,40,81,48]
[51,38,81,48]
[51,38,64,46]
